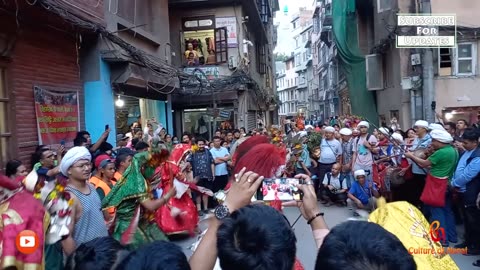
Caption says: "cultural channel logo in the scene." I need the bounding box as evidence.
[396,14,456,48]
[408,220,467,255]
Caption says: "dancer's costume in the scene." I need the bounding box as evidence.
[154,160,198,235]
[102,151,168,248]
[155,144,199,235]
[0,175,47,270]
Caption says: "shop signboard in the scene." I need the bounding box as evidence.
[219,110,231,119]
[215,17,238,47]
[183,66,220,80]
[33,86,80,147]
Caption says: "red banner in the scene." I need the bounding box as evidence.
[34,86,79,147]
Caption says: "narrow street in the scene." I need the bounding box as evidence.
[175,203,480,270]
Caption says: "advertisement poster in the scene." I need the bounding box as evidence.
[215,17,238,47]
[34,86,80,147]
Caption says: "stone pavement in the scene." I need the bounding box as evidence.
[173,204,480,270]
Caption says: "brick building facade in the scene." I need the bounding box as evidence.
[0,1,99,170]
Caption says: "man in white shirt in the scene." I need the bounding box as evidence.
[321,163,348,205]
[210,136,231,193]
[317,126,343,200]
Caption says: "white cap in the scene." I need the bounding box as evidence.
[379,127,390,135]
[354,169,366,178]
[414,120,429,129]
[429,123,446,131]
[392,133,404,143]
[324,126,335,133]
[358,121,369,129]
[339,128,352,136]
[430,129,453,144]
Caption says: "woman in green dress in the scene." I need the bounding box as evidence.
[102,150,176,249]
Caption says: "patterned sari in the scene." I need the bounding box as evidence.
[102,151,167,249]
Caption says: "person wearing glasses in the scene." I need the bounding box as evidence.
[60,147,109,256]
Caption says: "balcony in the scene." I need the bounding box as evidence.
[322,0,332,27]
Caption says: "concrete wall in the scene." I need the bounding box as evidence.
[104,0,171,60]
[432,1,480,114]
[431,0,480,27]
[372,0,413,128]
[435,40,480,110]
[84,58,117,146]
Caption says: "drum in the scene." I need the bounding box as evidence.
[412,149,428,159]
[385,167,405,187]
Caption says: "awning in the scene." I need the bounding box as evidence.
[102,50,179,101]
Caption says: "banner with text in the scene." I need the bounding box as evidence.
[34,86,80,146]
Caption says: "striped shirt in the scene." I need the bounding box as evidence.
[66,183,108,246]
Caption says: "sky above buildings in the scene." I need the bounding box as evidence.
[274,0,312,54]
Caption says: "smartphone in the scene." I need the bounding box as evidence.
[256,178,304,201]
[105,124,109,131]
[60,139,65,146]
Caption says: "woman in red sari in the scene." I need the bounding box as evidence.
[154,148,198,235]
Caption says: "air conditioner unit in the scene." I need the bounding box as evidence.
[366,54,384,91]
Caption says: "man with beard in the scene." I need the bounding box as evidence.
[188,138,215,215]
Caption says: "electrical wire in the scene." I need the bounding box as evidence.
[29,0,273,105]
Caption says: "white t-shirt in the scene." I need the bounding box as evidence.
[322,173,345,192]
[319,139,343,164]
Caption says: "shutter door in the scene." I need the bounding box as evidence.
[247,111,256,131]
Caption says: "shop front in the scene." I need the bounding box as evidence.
[442,107,480,125]
[182,108,235,140]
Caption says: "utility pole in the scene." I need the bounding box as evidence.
[421,0,435,123]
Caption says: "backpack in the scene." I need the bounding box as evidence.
[355,134,374,159]
[326,172,344,190]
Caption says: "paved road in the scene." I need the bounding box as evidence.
[173,204,480,270]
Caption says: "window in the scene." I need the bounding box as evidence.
[256,44,267,74]
[300,75,306,85]
[295,54,300,66]
[377,0,393,13]
[313,16,320,33]
[438,43,477,76]
[295,77,298,85]
[0,65,11,171]
[117,0,154,33]
[438,48,452,76]
[321,46,327,65]
[456,43,476,75]
[258,0,269,23]
[295,37,299,48]
[302,33,307,42]
[293,21,297,29]
[215,27,228,63]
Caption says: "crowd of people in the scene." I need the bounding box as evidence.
[1,114,479,269]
